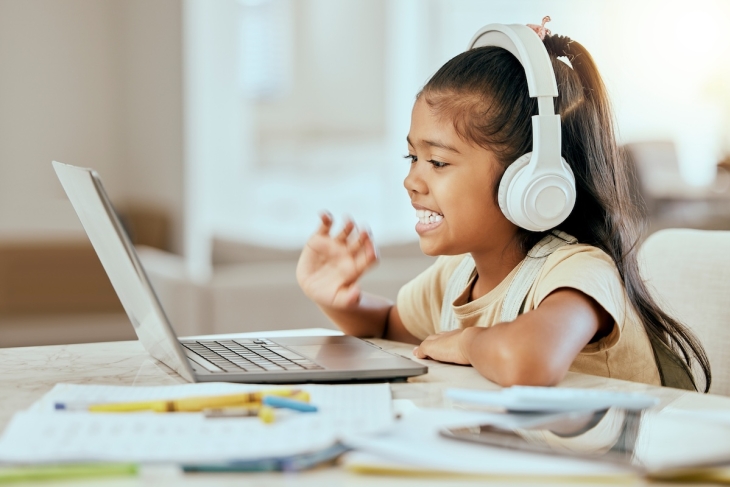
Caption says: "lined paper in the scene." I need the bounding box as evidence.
[0,382,392,463]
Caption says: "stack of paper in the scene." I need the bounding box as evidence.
[0,382,392,464]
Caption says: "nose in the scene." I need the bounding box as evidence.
[403,161,428,197]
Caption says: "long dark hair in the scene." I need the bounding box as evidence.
[419,34,711,392]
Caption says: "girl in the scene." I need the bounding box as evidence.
[295,20,711,391]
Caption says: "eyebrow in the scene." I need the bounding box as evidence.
[406,136,461,154]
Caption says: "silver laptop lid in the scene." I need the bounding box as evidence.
[53,161,196,382]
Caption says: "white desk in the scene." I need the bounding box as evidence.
[1,330,729,486]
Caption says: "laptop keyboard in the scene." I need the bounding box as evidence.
[182,338,324,373]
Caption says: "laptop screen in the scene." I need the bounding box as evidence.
[53,161,195,382]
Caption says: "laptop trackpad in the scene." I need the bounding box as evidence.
[286,344,403,369]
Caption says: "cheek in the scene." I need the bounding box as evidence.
[461,192,503,232]
[453,176,502,221]
[434,183,500,244]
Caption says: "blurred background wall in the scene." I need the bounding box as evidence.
[1,0,729,347]
[0,0,184,249]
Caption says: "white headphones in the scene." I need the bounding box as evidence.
[467,24,576,232]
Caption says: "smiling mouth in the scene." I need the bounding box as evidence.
[416,209,443,225]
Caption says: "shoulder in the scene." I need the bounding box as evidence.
[539,243,622,285]
[530,242,627,323]
[537,243,620,288]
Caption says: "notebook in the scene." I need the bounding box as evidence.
[52,161,427,383]
[0,382,393,464]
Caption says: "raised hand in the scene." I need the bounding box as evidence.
[296,213,378,310]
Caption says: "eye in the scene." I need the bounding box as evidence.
[403,154,418,163]
[428,159,449,168]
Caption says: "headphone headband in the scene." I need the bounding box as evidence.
[469,23,577,232]
[467,24,558,110]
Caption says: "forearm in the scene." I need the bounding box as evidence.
[317,292,392,338]
[460,323,569,387]
[416,290,604,387]
[459,290,606,386]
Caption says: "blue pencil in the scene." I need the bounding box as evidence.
[261,395,318,412]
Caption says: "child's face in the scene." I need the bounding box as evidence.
[404,97,517,256]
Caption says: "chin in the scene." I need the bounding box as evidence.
[419,245,440,257]
[419,236,472,257]
[417,238,434,256]
[418,238,448,257]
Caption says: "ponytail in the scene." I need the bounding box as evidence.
[543,34,711,392]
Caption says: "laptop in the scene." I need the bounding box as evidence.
[52,161,427,383]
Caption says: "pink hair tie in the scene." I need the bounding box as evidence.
[527,16,551,40]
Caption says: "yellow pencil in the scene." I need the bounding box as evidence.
[258,406,277,424]
[84,389,309,413]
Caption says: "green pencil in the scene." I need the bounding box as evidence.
[0,463,138,484]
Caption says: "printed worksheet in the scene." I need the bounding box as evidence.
[0,383,393,463]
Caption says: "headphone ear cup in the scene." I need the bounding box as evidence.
[497,152,533,226]
[498,153,576,231]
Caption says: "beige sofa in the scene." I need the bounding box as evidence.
[639,229,730,396]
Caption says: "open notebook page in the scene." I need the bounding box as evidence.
[29,382,392,434]
[0,383,392,464]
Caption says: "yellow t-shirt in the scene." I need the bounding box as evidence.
[396,244,661,386]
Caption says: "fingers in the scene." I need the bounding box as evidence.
[358,226,377,257]
[316,214,373,254]
[348,228,378,273]
[310,213,377,280]
[412,333,442,359]
[335,219,355,243]
[363,231,378,262]
[412,345,428,359]
[316,211,334,236]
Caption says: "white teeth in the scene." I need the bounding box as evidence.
[415,209,444,225]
